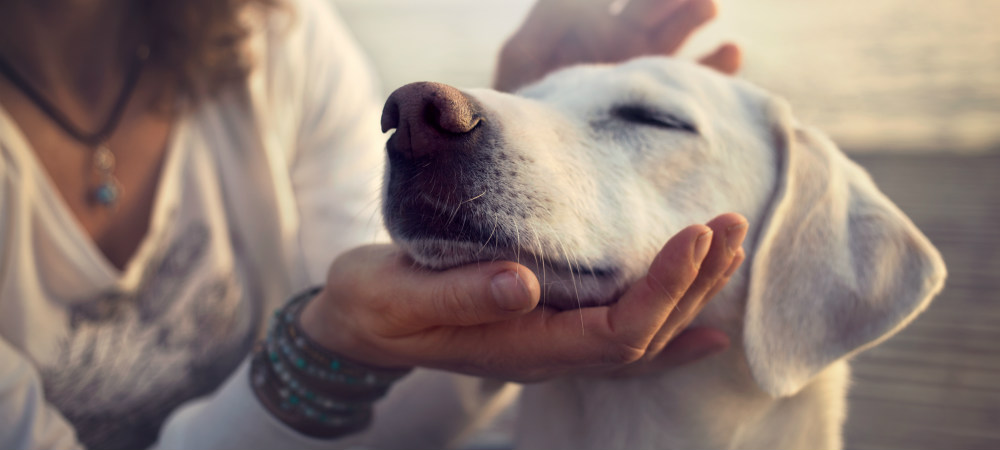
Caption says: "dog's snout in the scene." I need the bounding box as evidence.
[381,81,484,160]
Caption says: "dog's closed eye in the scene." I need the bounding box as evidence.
[612,105,698,134]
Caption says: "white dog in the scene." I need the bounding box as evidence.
[379,57,946,450]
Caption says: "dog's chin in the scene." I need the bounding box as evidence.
[398,238,627,310]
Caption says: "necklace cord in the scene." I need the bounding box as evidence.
[0,47,147,148]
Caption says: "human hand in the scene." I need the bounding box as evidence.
[299,213,747,382]
[494,0,742,92]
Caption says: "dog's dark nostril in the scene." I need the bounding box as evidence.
[380,99,400,133]
[422,91,482,135]
[381,81,485,160]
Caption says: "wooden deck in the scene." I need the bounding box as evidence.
[843,153,1000,450]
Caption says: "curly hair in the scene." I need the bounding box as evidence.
[140,0,285,106]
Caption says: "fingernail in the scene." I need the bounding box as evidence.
[693,230,713,264]
[492,271,531,311]
[727,222,748,253]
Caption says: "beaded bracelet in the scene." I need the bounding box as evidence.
[251,286,412,438]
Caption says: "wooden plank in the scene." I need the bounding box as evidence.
[842,153,1000,450]
[851,360,1000,391]
[846,400,1000,450]
[846,397,1000,440]
[849,379,1000,411]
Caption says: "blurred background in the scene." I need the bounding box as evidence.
[330,0,1000,448]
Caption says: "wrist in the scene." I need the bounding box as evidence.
[298,286,412,370]
[250,347,373,439]
[298,288,343,352]
[250,287,411,438]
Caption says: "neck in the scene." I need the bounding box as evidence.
[0,0,138,108]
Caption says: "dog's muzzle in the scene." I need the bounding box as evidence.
[380,82,507,244]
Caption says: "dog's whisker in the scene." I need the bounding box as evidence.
[536,230,554,312]
[365,208,382,244]
[349,190,386,245]
[402,170,424,186]
[552,234,585,334]
[477,214,500,254]
[442,168,463,227]
[513,221,522,270]
[444,194,463,229]
[528,224,548,312]
[462,189,488,204]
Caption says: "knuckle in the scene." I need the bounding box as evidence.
[433,282,480,324]
[698,261,726,285]
[363,305,403,338]
[645,262,697,299]
[685,259,703,281]
[359,287,413,338]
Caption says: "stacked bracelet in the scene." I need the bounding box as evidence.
[251,286,412,438]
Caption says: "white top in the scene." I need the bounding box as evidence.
[0,0,512,448]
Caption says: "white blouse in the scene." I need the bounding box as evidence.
[0,0,510,448]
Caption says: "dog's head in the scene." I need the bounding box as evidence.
[381,57,945,396]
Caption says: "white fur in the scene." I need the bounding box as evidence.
[385,57,947,450]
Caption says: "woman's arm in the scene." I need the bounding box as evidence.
[160,0,516,447]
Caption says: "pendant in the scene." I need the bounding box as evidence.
[94,180,121,206]
[92,145,122,207]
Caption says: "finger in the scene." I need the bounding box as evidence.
[619,0,689,29]
[648,0,719,55]
[443,224,713,373]
[380,256,542,334]
[598,224,714,353]
[612,326,730,377]
[702,246,744,301]
[494,0,583,92]
[407,219,737,378]
[640,214,747,356]
[698,42,742,74]
[663,214,747,326]
[549,30,596,72]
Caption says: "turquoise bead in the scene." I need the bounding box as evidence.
[94,183,118,205]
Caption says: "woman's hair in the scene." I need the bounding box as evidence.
[141,0,284,107]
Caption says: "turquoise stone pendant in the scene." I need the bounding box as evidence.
[92,145,121,207]
[94,182,120,205]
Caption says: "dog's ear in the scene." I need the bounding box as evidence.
[743,98,947,397]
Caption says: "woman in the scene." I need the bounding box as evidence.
[0,0,744,448]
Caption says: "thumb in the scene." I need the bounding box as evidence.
[399,261,541,329]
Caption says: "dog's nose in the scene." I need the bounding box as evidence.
[381,81,484,160]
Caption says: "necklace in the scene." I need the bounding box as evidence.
[0,45,148,208]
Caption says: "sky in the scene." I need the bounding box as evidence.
[331,0,1000,153]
